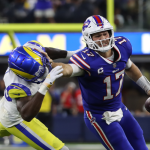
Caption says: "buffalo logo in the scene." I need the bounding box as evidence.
[82,20,91,31]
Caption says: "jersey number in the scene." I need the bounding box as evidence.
[103,70,124,100]
[115,37,127,44]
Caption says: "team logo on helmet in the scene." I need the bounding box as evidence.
[82,19,91,31]
[35,66,44,76]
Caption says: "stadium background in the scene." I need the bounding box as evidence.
[1,0,150,149]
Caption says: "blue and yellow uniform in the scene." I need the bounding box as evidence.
[0,45,64,150]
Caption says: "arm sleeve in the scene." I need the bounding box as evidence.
[66,49,81,58]
[69,64,84,77]
[125,58,133,69]
[69,50,91,76]
[54,49,82,63]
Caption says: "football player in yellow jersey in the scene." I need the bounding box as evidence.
[0,41,69,150]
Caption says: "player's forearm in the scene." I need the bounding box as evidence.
[17,93,44,122]
[52,62,73,77]
[45,47,80,60]
[45,47,67,59]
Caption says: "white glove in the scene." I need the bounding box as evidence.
[38,66,63,95]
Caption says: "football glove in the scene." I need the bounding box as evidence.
[38,66,63,95]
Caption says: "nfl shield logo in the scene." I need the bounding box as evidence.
[113,63,117,68]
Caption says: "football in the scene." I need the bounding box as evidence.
[145,97,150,112]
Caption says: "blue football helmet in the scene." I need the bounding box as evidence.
[8,46,52,83]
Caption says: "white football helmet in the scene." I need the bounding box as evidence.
[82,15,115,52]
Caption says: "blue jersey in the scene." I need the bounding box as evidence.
[69,36,132,113]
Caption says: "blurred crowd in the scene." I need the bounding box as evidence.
[0,0,150,29]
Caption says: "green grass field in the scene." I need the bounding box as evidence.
[0,143,150,150]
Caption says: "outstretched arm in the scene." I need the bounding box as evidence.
[52,62,73,77]
[45,47,81,60]
[45,47,67,59]
[33,49,84,77]
[52,62,84,77]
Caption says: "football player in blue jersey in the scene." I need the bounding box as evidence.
[0,44,69,150]
[40,15,150,150]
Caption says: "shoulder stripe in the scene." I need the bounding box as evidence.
[70,57,91,76]
[11,83,31,95]
[70,57,84,69]
[6,83,31,99]
[73,54,90,69]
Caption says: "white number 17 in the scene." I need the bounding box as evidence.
[103,70,124,100]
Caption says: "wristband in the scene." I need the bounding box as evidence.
[136,76,150,94]
[38,84,49,95]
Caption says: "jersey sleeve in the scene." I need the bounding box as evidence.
[115,36,132,57]
[6,83,31,99]
[125,58,132,69]
[69,50,91,76]
[125,37,132,57]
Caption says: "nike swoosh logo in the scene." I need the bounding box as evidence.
[81,53,86,60]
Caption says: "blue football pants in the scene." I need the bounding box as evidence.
[84,108,148,150]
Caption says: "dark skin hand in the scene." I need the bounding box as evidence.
[16,92,44,122]
[45,47,67,60]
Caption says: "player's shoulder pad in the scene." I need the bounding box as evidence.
[6,83,31,99]
[114,36,132,54]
